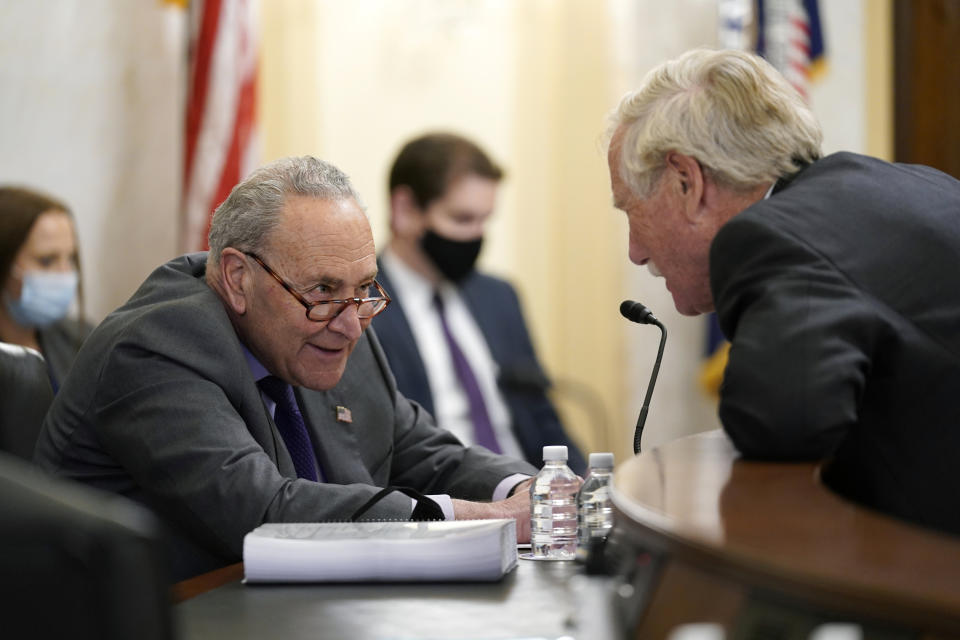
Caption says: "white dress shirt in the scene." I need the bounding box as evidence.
[381,249,524,460]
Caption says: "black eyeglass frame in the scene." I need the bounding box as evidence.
[244,251,391,322]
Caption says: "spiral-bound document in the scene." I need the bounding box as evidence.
[242,518,518,583]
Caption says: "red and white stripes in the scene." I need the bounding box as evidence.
[181,0,259,252]
[757,0,825,103]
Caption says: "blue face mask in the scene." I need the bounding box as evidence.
[4,270,79,328]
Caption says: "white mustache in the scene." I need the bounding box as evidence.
[647,262,662,277]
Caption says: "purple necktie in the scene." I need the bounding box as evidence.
[258,376,320,481]
[433,293,502,453]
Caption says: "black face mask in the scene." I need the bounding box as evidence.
[420,230,483,283]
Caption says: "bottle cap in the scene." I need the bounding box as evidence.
[588,452,614,468]
[542,445,568,462]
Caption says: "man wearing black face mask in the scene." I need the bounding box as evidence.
[373,132,585,474]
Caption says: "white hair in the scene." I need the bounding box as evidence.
[607,47,823,197]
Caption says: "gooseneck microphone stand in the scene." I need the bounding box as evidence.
[619,301,667,454]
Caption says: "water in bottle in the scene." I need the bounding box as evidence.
[530,445,580,560]
[576,452,615,559]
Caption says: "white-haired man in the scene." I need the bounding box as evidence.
[607,48,960,536]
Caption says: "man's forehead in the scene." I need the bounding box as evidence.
[608,158,631,208]
[269,195,376,280]
[271,195,365,235]
[607,125,627,161]
[279,193,364,221]
[283,249,378,289]
[607,130,628,185]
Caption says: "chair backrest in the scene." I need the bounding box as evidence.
[0,341,54,460]
[0,452,174,640]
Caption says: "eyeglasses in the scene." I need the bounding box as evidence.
[244,252,391,322]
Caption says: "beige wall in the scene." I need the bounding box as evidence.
[865,0,893,161]
[260,0,635,459]
[0,0,895,465]
[0,1,184,320]
[608,0,729,455]
[258,0,895,464]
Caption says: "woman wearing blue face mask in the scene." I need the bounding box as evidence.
[0,186,91,392]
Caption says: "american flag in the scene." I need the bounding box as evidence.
[181,0,260,252]
[756,0,826,102]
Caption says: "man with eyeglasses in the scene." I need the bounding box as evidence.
[35,156,537,581]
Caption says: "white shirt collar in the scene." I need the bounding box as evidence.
[763,180,777,200]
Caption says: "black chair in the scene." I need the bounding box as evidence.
[0,341,54,461]
[0,452,174,640]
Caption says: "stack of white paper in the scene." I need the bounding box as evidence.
[243,518,518,583]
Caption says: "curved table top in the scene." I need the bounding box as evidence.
[610,430,960,632]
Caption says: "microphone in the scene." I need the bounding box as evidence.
[619,300,659,325]
[620,300,667,454]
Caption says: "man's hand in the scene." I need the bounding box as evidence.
[451,478,534,542]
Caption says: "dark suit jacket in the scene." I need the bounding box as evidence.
[34,254,536,580]
[711,152,960,536]
[373,260,586,474]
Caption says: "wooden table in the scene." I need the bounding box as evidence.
[175,556,618,639]
[609,430,960,639]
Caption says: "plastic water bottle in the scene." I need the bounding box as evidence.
[530,445,580,559]
[576,452,615,558]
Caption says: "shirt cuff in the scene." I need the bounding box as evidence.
[411,495,455,520]
[411,475,530,521]
[493,473,531,502]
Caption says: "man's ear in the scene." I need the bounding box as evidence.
[389,186,425,237]
[665,151,706,221]
[218,248,250,315]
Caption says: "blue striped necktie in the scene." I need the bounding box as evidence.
[258,376,320,481]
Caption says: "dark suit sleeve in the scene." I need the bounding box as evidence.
[364,328,539,497]
[89,391,243,558]
[710,216,886,460]
[491,283,587,474]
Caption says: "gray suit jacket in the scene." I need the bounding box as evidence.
[35,254,536,579]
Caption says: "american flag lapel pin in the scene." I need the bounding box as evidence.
[336,405,353,423]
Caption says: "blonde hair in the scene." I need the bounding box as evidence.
[608,48,823,197]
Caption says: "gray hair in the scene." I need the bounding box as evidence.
[607,47,823,197]
[206,156,365,272]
